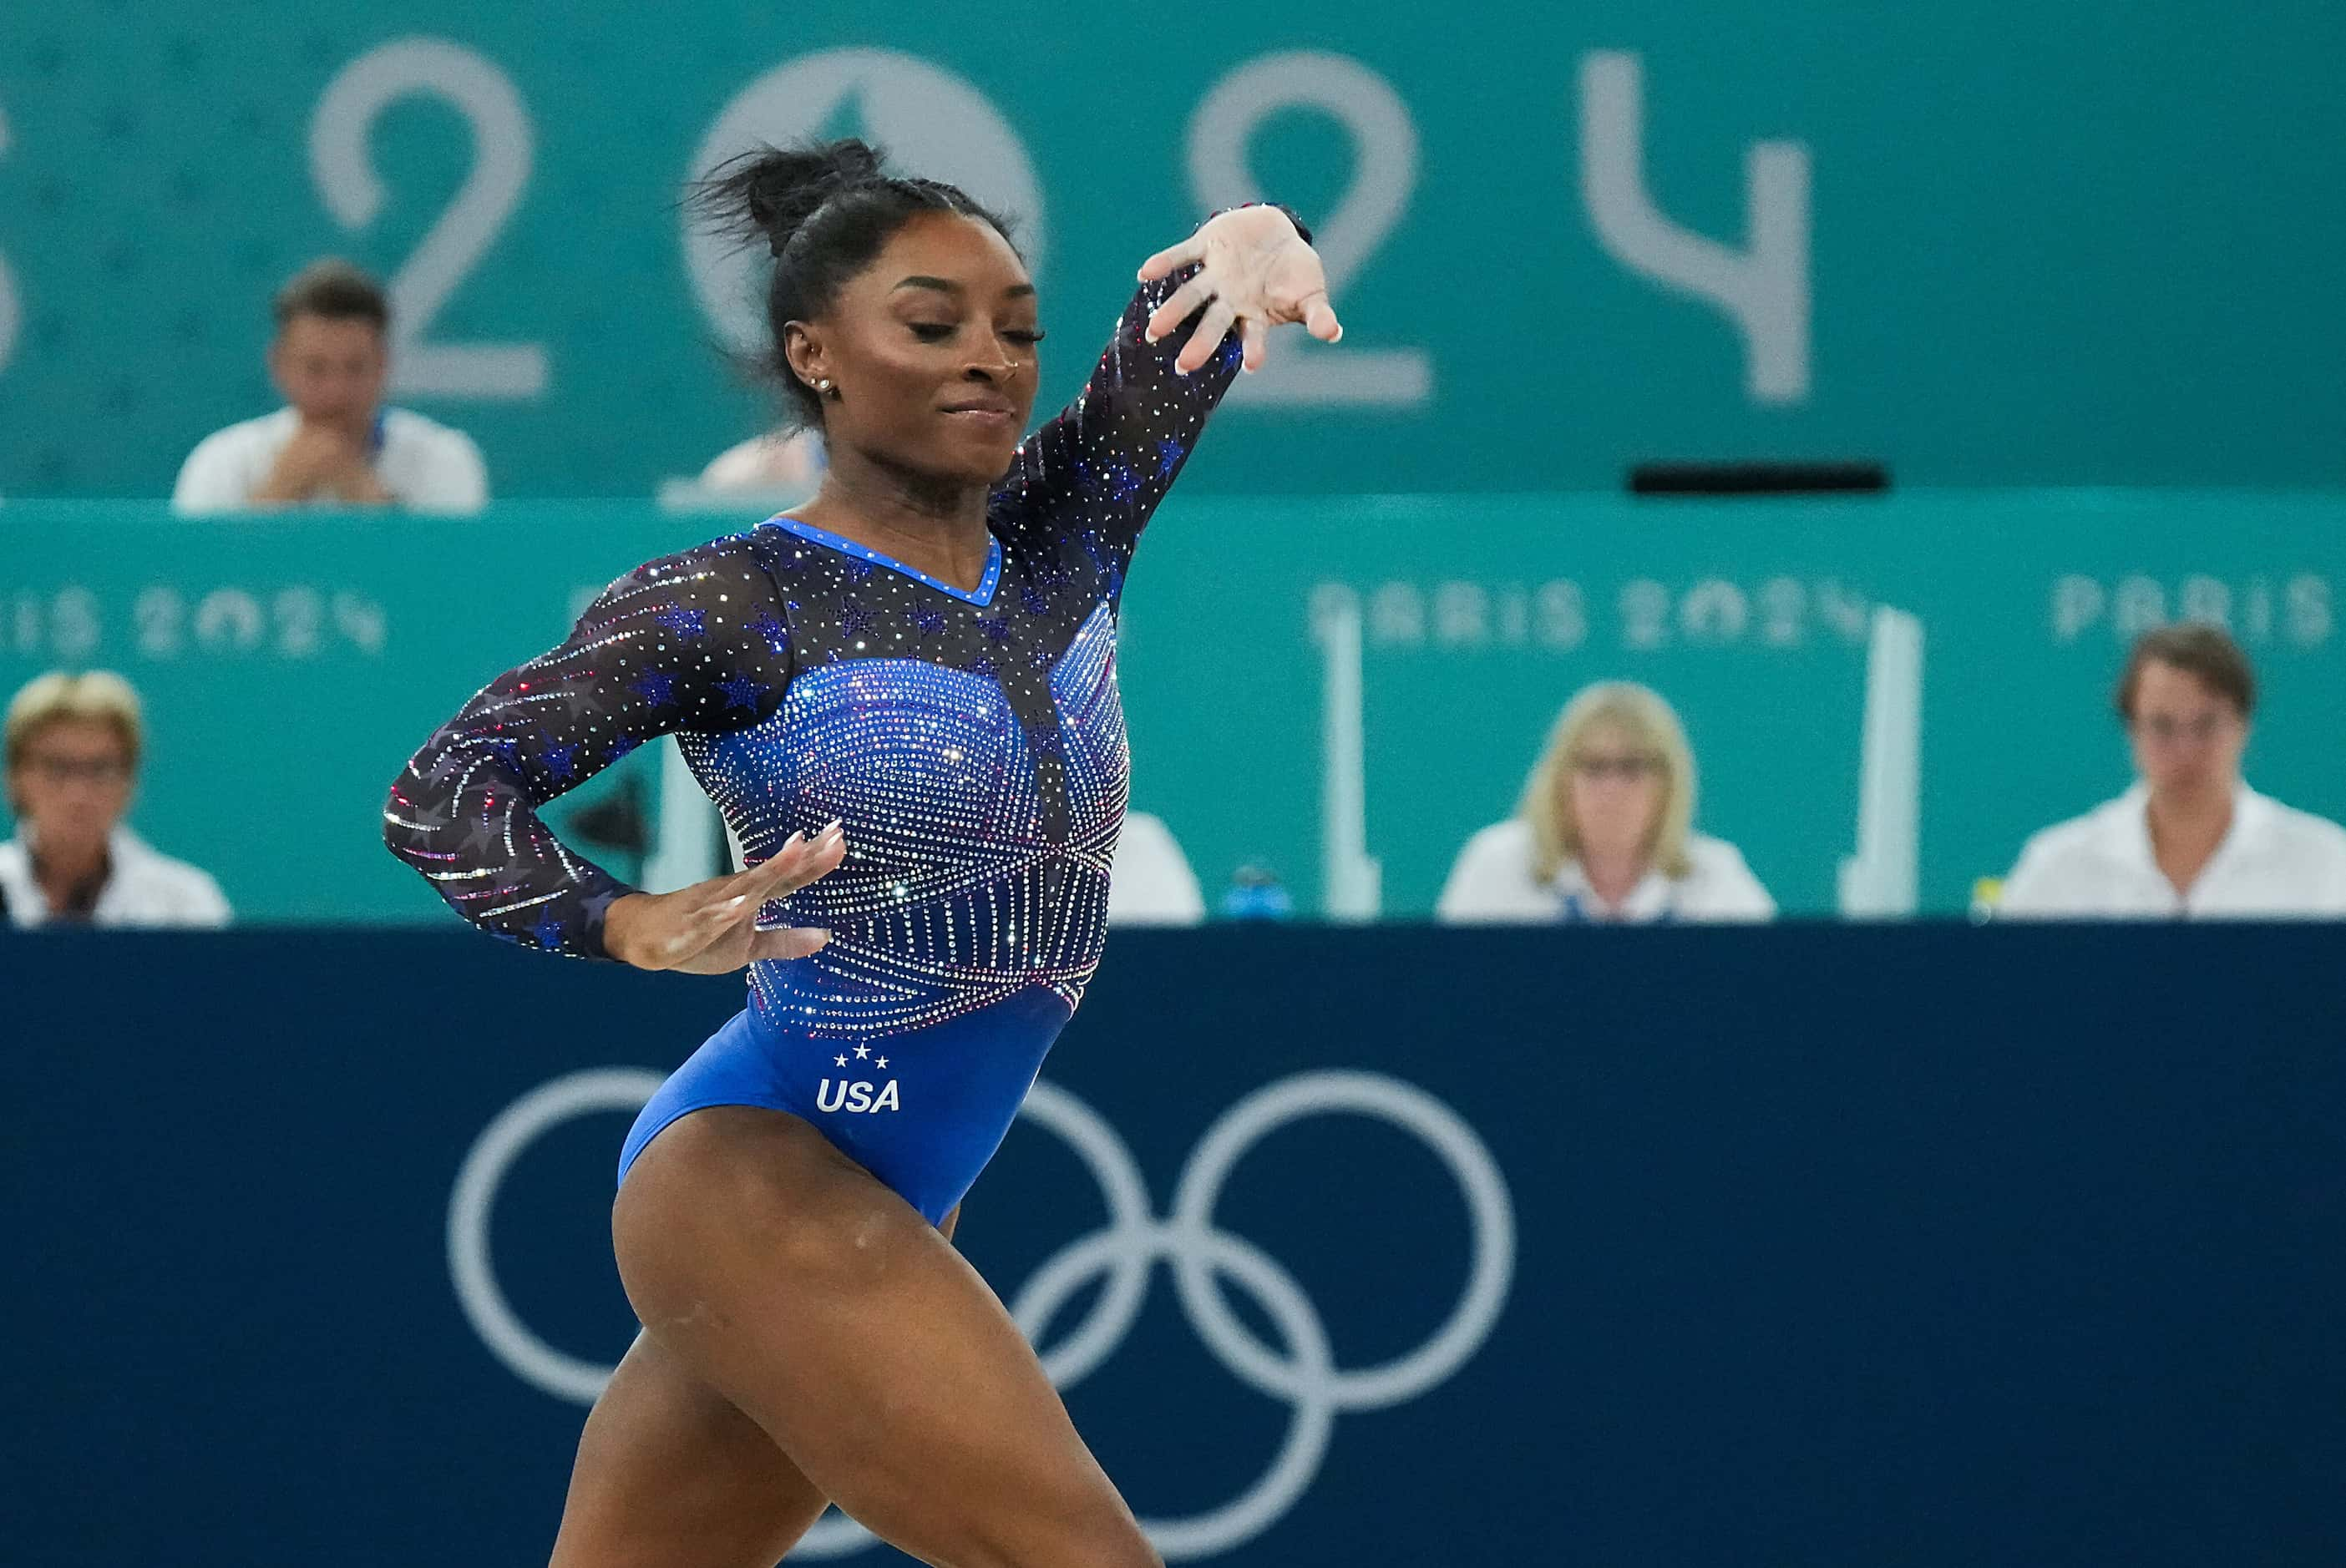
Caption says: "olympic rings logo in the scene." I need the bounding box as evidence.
[449,1069,1515,1560]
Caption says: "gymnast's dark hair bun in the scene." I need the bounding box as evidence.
[690,139,1020,427]
[699,139,884,259]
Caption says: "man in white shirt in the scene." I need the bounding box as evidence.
[2000,624,2346,918]
[171,259,487,515]
[1,670,231,928]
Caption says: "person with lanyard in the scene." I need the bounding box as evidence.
[1438,681,1774,924]
[172,259,487,514]
[384,139,1338,1566]
[0,670,230,929]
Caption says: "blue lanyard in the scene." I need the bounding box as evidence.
[1558,891,1678,925]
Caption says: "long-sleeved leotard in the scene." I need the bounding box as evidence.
[384,271,1244,1221]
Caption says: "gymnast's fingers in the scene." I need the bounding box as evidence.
[740,822,847,899]
[746,925,833,963]
[1144,273,1219,344]
[1176,296,1240,375]
[1300,290,1344,343]
[1136,233,1206,283]
[1239,315,1269,372]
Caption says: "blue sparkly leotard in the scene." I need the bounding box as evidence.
[385,272,1242,1223]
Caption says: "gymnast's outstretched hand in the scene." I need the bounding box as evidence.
[1138,205,1345,375]
[603,821,846,974]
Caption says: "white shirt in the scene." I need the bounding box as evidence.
[1436,818,1775,923]
[1107,812,1207,926]
[172,407,489,515]
[699,428,827,495]
[1999,781,2346,918]
[0,827,232,928]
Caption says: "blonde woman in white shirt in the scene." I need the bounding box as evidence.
[2000,624,2346,918]
[1438,682,1773,923]
[0,670,230,928]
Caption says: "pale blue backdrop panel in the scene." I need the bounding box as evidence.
[3,491,2340,923]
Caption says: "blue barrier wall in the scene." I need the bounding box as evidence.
[7,925,2343,1565]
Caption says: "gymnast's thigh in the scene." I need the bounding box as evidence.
[547,1330,829,1568]
[612,1103,1159,1568]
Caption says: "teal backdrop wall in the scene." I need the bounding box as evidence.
[4,491,2341,922]
[3,4,2344,498]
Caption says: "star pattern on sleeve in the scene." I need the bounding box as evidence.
[384,533,795,960]
[986,265,1243,597]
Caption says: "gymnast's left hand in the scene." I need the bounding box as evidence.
[601,820,846,974]
[1138,205,1345,375]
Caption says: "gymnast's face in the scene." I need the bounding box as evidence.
[787,211,1042,487]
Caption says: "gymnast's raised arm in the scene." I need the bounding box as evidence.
[989,204,1341,565]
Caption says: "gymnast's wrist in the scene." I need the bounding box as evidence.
[598,890,660,968]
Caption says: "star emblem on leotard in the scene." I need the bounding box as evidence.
[656,607,707,640]
[834,1055,847,1067]
[717,673,767,711]
[911,604,947,636]
[876,1056,889,1070]
[632,670,676,707]
[542,744,580,783]
[854,1045,870,1059]
[1155,438,1186,478]
[529,913,564,950]
[975,614,1011,643]
[748,611,788,653]
[839,598,876,638]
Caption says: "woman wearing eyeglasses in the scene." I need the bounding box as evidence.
[0,670,231,928]
[1436,681,1773,924]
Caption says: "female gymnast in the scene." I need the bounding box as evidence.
[384,139,1339,1566]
